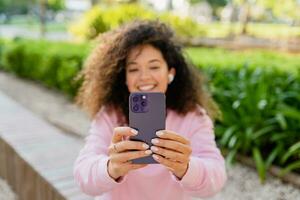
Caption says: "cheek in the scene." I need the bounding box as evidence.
[155,73,169,91]
[126,74,136,91]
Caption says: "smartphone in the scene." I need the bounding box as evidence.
[129,92,166,164]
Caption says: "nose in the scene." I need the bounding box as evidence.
[139,68,151,80]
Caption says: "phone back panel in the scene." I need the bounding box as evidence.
[129,92,165,164]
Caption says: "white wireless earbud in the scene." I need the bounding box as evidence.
[168,74,174,84]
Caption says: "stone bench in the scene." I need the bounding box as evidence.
[0,91,92,200]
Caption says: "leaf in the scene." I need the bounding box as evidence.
[252,126,275,140]
[270,133,288,142]
[280,141,300,164]
[265,144,282,169]
[275,113,287,130]
[228,135,238,149]
[278,104,300,121]
[253,147,266,184]
[220,126,237,146]
[280,161,300,177]
[225,149,237,168]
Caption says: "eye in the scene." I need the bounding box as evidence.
[128,68,138,73]
[150,66,160,70]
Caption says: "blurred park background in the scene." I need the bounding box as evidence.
[0,0,300,199]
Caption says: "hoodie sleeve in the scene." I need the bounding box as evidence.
[73,108,126,196]
[171,107,227,198]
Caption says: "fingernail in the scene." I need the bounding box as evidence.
[151,146,158,152]
[153,154,159,160]
[145,150,152,155]
[142,143,149,149]
[131,129,138,135]
[151,139,159,144]
[156,131,163,137]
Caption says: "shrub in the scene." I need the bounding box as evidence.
[1,39,90,97]
[1,39,299,181]
[185,48,300,182]
[69,3,206,40]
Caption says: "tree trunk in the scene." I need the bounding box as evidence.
[241,2,250,35]
[228,3,235,38]
[91,0,99,5]
[167,0,173,10]
[39,0,46,38]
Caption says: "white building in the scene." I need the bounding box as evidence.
[65,0,92,11]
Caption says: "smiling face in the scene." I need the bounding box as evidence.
[125,44,175,93]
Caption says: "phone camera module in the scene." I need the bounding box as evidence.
[133,96,139,102]
[141,101,147,107]
[133,104,139,112]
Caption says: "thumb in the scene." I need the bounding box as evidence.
[112,127,138,143]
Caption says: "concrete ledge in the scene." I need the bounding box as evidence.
[0,91,92,200]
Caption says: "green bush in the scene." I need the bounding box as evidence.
[69,6,109,40]
[185,48,300,182]
[160,13,205,38]
[1,39,90,97]
[186,47,300,74]
[69,3,206,40]
[1,39,299,181]
[209,67,299,182]
[47,0,65,12]
[0,39,6,68]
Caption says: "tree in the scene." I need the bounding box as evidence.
[257,0,300,24]
[188,0,228,16]
[233,0,252,34]
[39,0,47,37]
[47,0,65,11]
[233,0,300,35]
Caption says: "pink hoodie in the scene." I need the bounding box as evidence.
[74,105,227,200]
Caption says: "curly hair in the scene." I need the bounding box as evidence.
[75,20,219,123]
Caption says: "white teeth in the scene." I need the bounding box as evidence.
[138,85,155,91]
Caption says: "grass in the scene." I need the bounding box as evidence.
[2,14,300,39]
[185,47,300,74]
[0,15,68,32]
[199,22,300,39]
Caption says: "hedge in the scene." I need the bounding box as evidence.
[0,39,299,182]
[68,4,206,40]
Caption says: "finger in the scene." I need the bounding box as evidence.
[112,127,138,143]
[152,154,180,172]
[111,150,152,163]
[150,146,189,163]
[156,130,190,145]
[119,163,148,175]
[112,141,149,153]
[108,143,116,154]
[151,138,192,155]
[128,163,148,169]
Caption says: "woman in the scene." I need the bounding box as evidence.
[74,20,227,200]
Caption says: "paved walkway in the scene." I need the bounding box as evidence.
[0,25,72,41]
[0,71,300,200]
[0,178,16,200]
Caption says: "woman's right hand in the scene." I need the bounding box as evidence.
[107,127,152,180]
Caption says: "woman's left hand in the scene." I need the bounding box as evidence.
[151,130,192,179]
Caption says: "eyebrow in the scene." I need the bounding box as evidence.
[148,59,161,64]
[127,59,161,66]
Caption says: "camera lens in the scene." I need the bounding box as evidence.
[133,96,139,102]
[133,104,139,112]
[141,101,147,107]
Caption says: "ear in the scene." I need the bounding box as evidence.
[169,67,176,77]
[168,68,176,84]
